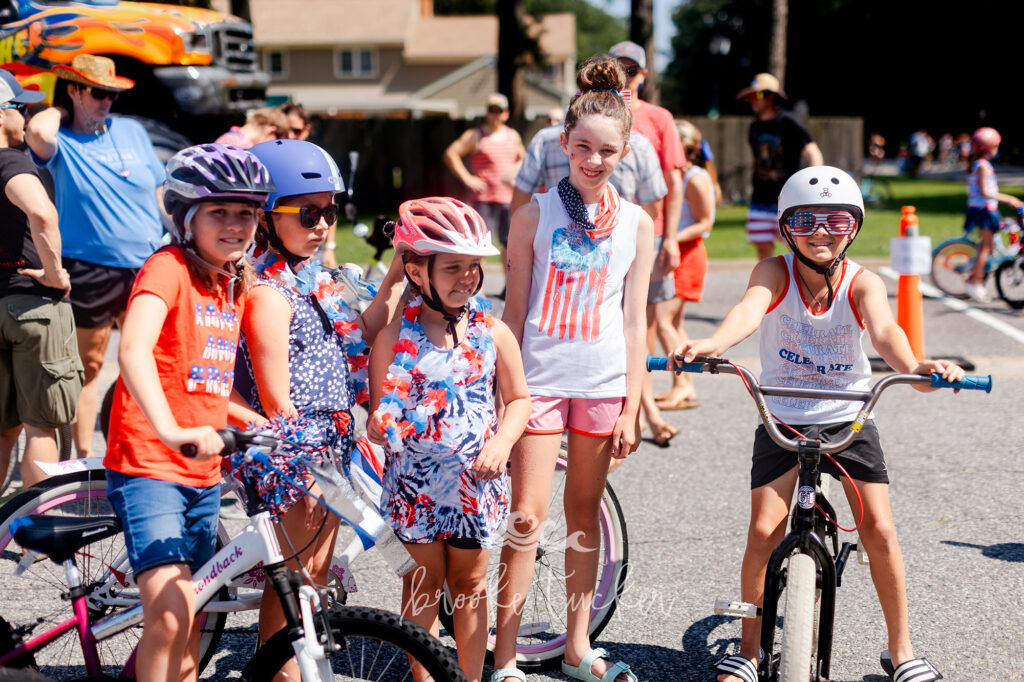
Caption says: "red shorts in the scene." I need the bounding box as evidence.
[524,396,624,437]
[672,239,708,302]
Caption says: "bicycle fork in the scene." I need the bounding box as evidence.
[758,439,837,681]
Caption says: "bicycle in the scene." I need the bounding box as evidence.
[930,208,1023,301]
[648,355,991,681]
[0,428,464,681]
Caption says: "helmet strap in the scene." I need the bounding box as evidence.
[264,213,307,268]
[782,227,851,310]
[405,254,474,345]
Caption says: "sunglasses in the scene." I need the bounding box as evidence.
[85,87,119,101]
[786,210,859,237]
[289,127,306,137]
[623,65,640,78]
[487,106,505,114]
[0,103,27,116]
[269,203,338,229]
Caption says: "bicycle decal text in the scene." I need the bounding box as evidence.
[797,485,816,509]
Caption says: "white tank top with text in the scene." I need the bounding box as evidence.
[758,253,871,424]
[520,189,640,397]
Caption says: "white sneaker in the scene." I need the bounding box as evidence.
[964,281,990,303]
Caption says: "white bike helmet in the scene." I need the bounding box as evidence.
[776,166,866,308]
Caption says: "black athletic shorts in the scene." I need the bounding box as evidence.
[65,257,139,329]
[751,420,888,489]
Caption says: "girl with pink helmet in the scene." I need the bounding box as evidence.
[367,196,530,682]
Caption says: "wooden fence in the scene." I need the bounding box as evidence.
[313,114,863,215]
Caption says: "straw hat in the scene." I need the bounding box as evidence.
[52,55,134,91]
[736,72,787,102]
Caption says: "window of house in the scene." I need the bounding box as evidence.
[334,48,377,79]
[264,50,289,79]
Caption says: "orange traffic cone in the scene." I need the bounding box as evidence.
[896,206,924,360]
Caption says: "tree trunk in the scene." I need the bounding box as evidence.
[497,0,526,120]
[229,0,250,22]
[769,0,787,89]
[630,0,658,105]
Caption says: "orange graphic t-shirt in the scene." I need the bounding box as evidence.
[104,246,245,487]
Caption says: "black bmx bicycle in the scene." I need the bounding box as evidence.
[648,355,991,682]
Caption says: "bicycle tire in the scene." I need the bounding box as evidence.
[0,425,75,498]
[438,452,629,671]
[930,238,977,298]
[995,256,1024,309]
[778,553,817,682]
[243,604,467,682]
[0,470,227,679]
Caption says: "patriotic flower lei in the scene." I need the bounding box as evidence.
[376,295,494,452]
[250,251,370,404]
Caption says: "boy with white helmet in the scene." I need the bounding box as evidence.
[674,166,963,682]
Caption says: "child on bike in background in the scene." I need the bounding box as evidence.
[496,54,654,682]
[233,138,406,681]
[104,144,273,682]
[367,197,530,682]
[963,126,1024,303]
[675,166,963,682]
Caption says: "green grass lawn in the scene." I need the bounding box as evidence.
[707,176,1024,260]
[330,177,1023,267]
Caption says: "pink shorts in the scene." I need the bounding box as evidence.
[524,396,624,437]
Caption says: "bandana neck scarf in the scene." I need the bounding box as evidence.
[557,177,621,241]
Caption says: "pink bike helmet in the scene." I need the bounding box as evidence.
[971,127,1001,153]
[394,197,500,257]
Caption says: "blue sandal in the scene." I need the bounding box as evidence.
[490,668,526,681]
[561,648,638,682]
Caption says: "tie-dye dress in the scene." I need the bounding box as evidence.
[376,296,508,547]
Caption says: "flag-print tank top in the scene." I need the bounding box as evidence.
[520,187,640,398]
[759,253,871,424]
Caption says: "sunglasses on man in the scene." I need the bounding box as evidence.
[0,103,28,116]
[269,203,339,229]
[785,210,859,237]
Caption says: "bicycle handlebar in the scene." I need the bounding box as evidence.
[646,355,992,452]
[181,428,281,459]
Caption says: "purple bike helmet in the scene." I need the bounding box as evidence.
[163,143,275,242]
[249,139,344,210]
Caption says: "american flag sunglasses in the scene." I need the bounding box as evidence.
[786,210,858,237]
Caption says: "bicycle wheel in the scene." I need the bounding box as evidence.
[0,426,75,498]
[995,256,1024,309]
[0,470,227,679]
[778,553,817,682]
[243,604,467,682]
[439,448,629,671]
[930,238,977,298]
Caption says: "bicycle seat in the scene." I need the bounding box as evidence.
[9,514,122,563]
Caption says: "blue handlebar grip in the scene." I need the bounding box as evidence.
[646,355,703,373]
[930,374,993,393]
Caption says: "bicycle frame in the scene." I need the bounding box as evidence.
[647,355,991,681]
[5,449,336,681]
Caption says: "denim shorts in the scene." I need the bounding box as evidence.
[106,470,220,576]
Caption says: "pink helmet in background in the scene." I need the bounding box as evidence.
[971,127,1002,153]
[395,197,500,257]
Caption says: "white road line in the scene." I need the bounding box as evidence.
[879,266,1024,346]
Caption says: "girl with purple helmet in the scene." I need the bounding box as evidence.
[104,143,273,682]
[233,139,406,678]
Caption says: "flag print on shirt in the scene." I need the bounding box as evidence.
[538,220,612,341]
[187,297,239,397]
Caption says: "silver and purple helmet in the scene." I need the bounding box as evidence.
[163,143,275,239]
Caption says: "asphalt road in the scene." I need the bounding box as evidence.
[4,257,1022,681]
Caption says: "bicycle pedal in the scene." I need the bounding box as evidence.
[855,537,870,565]
[714,598,759,618]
